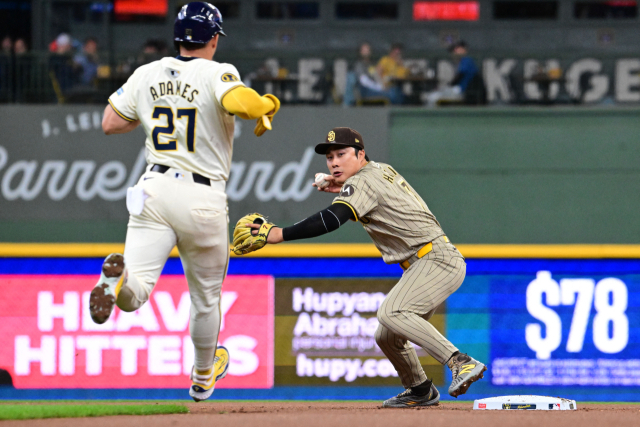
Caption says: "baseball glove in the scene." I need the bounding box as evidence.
[254,94,280,137]
[231,213,276,255]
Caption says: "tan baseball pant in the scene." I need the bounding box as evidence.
[375,237,466,388]
[115,166,229,372]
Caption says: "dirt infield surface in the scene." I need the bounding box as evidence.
[1,402,639,427]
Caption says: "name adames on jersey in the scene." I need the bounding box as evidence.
[150,80,200,102]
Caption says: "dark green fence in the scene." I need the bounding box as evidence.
[390,108,640,243]
[1,106,639,243]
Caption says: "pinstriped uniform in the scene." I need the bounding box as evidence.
[333,161,444,264]
[333,161,466,388]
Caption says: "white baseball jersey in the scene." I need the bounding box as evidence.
[108,56,244,181]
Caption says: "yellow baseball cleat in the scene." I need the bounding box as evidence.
[447,353,487,398]
[89,253,126,324]
[189,346,230,402]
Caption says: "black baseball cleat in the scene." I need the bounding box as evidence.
[447,352,487,398]
[382,382,440,408]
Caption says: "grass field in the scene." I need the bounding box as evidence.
[0,403,189,420]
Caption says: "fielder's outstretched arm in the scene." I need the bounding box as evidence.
[283,203,355,241]
[246,203,355,245]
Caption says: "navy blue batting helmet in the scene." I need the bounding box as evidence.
[174,2,226,45]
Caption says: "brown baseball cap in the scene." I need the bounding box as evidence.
[315,127,365,154]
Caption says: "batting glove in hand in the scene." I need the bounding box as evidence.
[254,94,280,137]
[232,213,276,255]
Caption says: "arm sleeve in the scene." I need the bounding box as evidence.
[221,86,277,120]
[332,175,378,222]
[282,203,355,242]
[108,71,139,122]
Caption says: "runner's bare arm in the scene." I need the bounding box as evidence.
[102,105,140,135]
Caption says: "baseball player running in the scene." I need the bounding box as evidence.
[232,127,486,407]
[90,2,280,402]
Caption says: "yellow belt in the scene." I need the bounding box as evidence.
[400,236,450,270]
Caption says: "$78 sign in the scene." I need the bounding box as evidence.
[525,271,629,360]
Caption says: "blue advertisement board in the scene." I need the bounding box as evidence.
[1,257,639,401]
[449,259,640,402]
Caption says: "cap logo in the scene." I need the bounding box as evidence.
[328,131,335,142]
[355,138,360,143]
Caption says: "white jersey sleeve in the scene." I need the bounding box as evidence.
[212,63,244,107]
[108,70,141,122]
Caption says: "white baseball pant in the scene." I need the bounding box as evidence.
[115,165,229,372]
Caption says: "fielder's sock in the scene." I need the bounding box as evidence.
[447,351,461,364]
[410,379,433,396]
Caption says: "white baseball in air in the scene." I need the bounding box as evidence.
[315,173,330,189]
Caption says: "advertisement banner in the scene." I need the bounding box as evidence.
[489,270,640,387]
[2,257,640,401]
[0,274,274,389]
[274,279,446,386]
[0,105,388,225]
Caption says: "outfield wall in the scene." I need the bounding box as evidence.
[0,247,639,401]
[1,106,639,244]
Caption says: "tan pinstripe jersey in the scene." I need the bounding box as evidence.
[333,161,444,264]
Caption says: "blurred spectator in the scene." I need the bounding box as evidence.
[258,58,286,78]
[138,39,168,66]
[0,36,11,102]
[53,33,73,55]
[155,39,169,56]
[13,38,27,55]
[1,36,11,54]
[344,42,376,105]
[13,38,31,102]
[427,41,485,106]
[49,33,77,97]
[74,37,99,86]
[377,43,408,87]
[344,42,404,106]
[143,39,159,55]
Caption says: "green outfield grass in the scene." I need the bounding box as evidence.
[0,403,188,420]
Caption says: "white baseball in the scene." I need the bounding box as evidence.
[315,173,330,189]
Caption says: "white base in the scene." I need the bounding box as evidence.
[473,395,577,410]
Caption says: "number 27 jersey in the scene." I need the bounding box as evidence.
[108,56,244,181]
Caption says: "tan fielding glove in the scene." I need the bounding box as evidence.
[254,94,280,137]
[231,213,276,255]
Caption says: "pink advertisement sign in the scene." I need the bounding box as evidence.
[0,274,274,389]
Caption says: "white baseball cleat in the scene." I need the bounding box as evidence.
[189,346,230,402]
[89,253,126,324]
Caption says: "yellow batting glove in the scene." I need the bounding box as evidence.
[254,94,280,137]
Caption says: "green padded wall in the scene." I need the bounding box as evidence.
[389,108,640,243]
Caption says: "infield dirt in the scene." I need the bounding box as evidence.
[1,402,638,427]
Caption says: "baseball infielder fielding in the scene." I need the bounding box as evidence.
[89,2,280,402]
[232,127,487,407]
